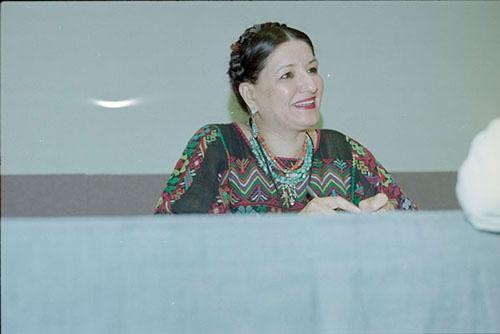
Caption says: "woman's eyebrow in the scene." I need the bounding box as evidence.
[275,64,294,73]
[275,59,318,74]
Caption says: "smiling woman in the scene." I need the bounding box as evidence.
[155,22,418,214]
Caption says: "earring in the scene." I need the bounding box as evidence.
[250,107,258,138]
[250,106,258,116]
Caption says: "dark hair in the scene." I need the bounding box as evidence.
[228,22,315,113]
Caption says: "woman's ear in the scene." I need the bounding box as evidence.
[239,82,257,110]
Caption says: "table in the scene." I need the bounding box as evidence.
[2,211,499,333]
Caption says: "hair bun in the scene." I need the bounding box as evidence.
[230,42,241,53]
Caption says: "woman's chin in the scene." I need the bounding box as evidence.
[298,110,321,128]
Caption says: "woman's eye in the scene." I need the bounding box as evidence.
[280,72,293,80]
[308,67,318,74]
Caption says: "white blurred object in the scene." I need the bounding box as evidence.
[91,98,141,109]
[456,118,500,233]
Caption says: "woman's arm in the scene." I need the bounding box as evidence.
[155,125,230,214]
[347,136,418,211]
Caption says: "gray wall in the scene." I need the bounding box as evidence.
[2,1,500,176]
[0,172,461,216]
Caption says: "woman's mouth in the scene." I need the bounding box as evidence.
[293,97,316,110]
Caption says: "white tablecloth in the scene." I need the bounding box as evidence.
[2,211,499,333]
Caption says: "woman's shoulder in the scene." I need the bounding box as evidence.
[318,128,348,140]
[319,128,368,150]
[318,128,358,148]
[187,123,236,141]
[316,128,373,159]
[314,128,350,159]
[201,122,244,140]
[179,124,229,154]
[186,123,245,152]
[194,122,238,133]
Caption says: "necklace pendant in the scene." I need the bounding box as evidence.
[289,186,297,207]
[280,183,297,208]
[281,193,289,208]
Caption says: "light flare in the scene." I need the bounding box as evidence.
[91,98,141,109]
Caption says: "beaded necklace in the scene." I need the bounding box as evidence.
[248,118,314,208]
[258,137,308,172]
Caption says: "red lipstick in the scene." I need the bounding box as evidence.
[293,97,316,110]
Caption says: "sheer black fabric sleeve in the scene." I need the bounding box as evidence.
[155,125,230,214]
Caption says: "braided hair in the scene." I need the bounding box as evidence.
[227,22,315,113]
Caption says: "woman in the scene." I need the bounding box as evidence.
[155,22,417,214]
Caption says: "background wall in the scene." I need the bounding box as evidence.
[2,1,500,176]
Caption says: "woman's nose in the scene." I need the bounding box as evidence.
[299,71,318,93]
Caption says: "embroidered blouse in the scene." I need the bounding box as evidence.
[155,123,417,214]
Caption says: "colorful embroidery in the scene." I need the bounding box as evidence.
[156,125,221,213]
[155,124,418,214]
[309,158,352,198]
[227,157,283,211]
[346,135,417,210]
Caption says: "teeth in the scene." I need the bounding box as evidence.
[294,100,315,107]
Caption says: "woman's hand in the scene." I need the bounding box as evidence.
[301,196,362,214]
[300,193,396,214]
[358,193,396,213]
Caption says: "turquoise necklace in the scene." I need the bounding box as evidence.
[248,118,314,208]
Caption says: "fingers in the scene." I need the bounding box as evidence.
[300,201,338,214]
[300,198,336,214]
[375,199,396,212]
[323,196,361,213]
[301,196,361,214]
[358,193,390,213]
[301,193,395,214]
